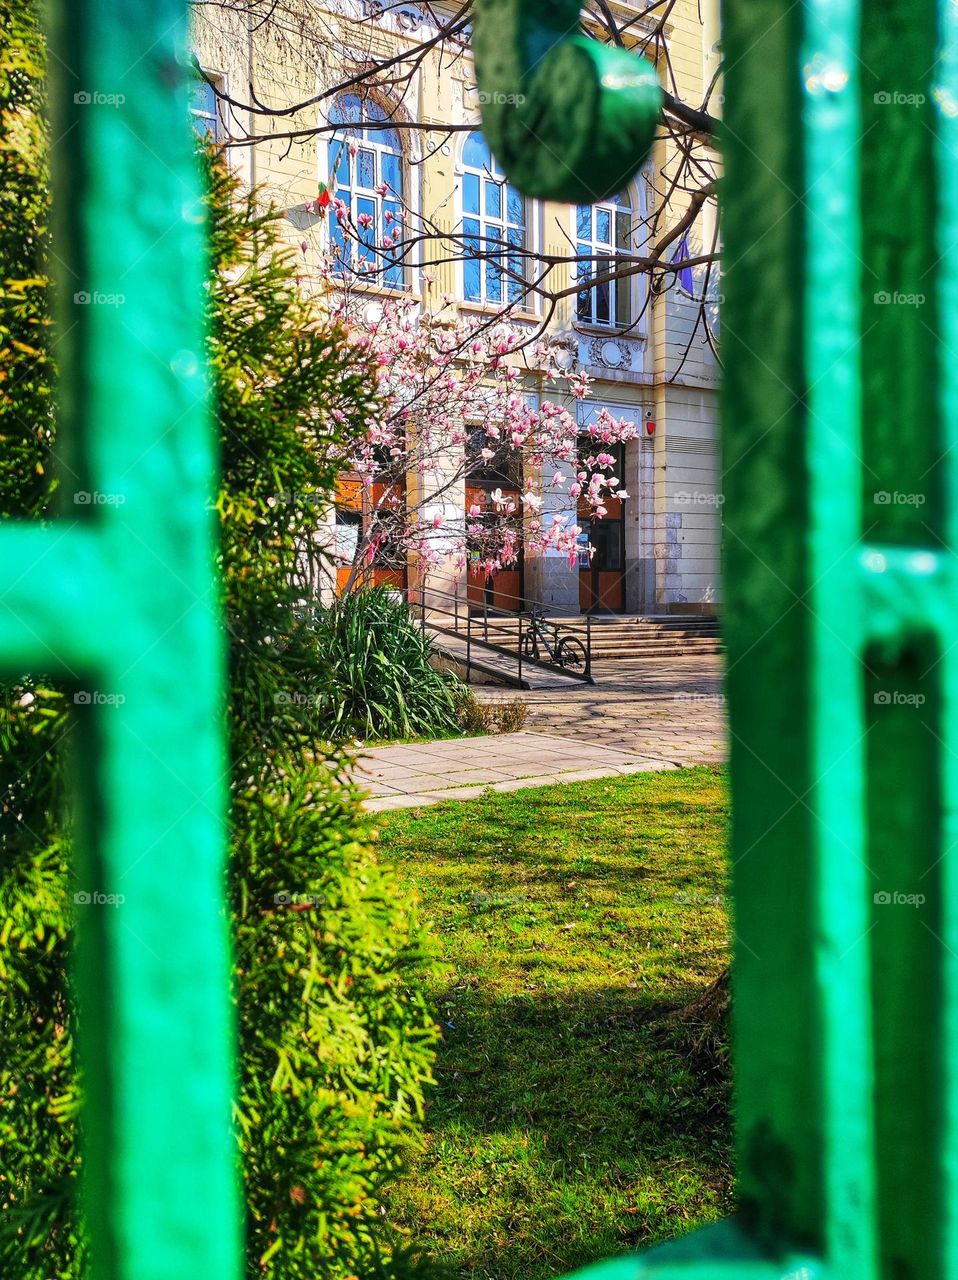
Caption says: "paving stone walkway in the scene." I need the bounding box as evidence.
[358,655,727,811]
[502,653,727,763]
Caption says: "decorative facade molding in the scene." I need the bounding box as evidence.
[587,336,634,371]
[360,1,428,34]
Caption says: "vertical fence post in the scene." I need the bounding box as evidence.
[472,0,958,1275]
[517,611,523,688]
[586,612,592,683]
[0,2,244,1277]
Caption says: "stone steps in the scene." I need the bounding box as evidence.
[423,609,722,675]
[467,614,723,662]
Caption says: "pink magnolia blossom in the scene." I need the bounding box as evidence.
[325,286,637,584]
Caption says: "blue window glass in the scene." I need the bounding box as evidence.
[576,260,592,322]
[575,189,637,327]
[464,257,482,302]
[595,266,610,323]
[357,149,375,189]
[461,131,528,306]
[336,93,362,136]
[463,173,480,215]
[189,74,220,141]
[463,131,490,170]
[485,258,503,303]
[384,200,401,236]
[328,94,407,289]
[382,151,402,194]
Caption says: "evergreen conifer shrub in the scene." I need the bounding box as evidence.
[0,18,438,1276]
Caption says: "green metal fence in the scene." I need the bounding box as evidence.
[4,0,953,1275]
[1,3,241,1277]
[478,0,958,1276]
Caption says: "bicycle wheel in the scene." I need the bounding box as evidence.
[522,631,538,661]
[556,636,588,671]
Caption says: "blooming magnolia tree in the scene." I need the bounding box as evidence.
[321,282,637,594]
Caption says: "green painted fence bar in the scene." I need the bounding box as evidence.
[4,0,956,1275]
[0,2,241,1277]
[474,0,958,1277]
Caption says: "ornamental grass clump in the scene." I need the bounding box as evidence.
[310,586,465,742]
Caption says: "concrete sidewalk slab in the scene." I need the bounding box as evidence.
[356,731,677,812]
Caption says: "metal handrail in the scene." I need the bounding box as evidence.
[413,582,594,685]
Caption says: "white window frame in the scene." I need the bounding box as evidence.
[326,95,409,292]
[189,66,225,143]
[572,178,649,334]
[457,132,537,311]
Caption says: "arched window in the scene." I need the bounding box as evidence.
[328,94,405,289]
[461,131,527,306]
[575,191,638,328]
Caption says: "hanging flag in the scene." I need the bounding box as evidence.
[673,234,695,295]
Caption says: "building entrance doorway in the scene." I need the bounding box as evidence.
[579,515,625,612]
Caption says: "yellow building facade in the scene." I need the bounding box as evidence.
[190,0,722,615]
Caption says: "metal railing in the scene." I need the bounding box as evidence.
[414,583,595,686]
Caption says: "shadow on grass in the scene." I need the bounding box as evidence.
[391,984,733,1280]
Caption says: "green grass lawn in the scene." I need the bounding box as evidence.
[375,766,733,1280]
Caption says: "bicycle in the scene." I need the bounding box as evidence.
[521,607,589,672]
